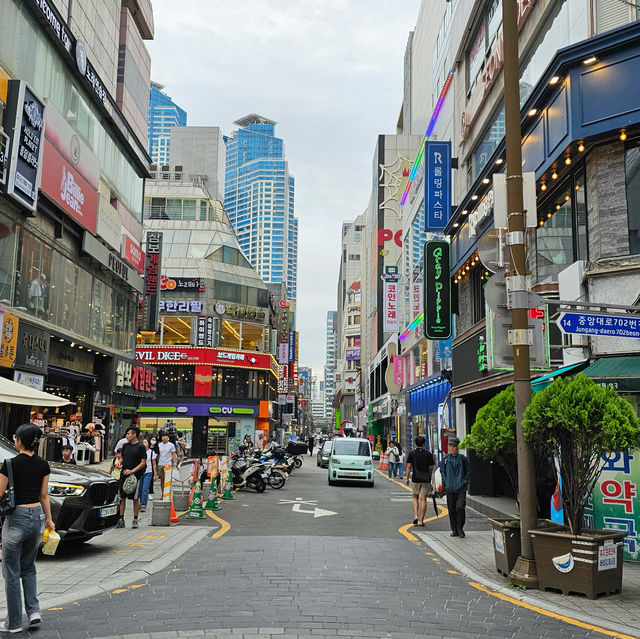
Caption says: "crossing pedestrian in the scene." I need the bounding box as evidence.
[440,437,470,538]
[405,436,435,526]
[0,423,55,633]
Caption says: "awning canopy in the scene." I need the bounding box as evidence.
[583,356,640,392]
[531,361,588,392]
[0,376,70,407]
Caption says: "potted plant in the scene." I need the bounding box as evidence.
[463,386,557,577]
[523,373,640,598]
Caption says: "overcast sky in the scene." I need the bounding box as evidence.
[147,0,421,376]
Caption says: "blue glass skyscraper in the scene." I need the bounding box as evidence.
[148,82,187,166]
[225,114,298,299]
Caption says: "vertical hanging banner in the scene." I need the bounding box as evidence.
[392,355,404,386]
[425,141,452,231]
[383,279,399,332]
[142,231,163,332]
[424,240,452,339]
[411,280,423,319]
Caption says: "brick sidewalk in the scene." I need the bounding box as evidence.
[417,526,640,638]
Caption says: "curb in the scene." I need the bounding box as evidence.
[3,527,213,615]
[416,532,640,639]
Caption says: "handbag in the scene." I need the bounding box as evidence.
[122,473,138,495]
[0,458,16,516]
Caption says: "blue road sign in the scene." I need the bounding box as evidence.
[425,141,451,231]
[557,312,640,339]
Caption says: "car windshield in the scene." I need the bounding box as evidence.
[322,442,332,452]
[333,440,370,456]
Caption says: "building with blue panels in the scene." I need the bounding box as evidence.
[148,82,187,167]
[224,114,298,299]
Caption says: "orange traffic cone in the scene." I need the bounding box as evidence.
[379,452,388,471]
[169,497,179,524]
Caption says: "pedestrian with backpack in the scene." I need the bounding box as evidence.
[440,437,470,538]
[405,436,436,526]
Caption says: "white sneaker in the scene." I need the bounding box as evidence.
[0,620,22,633]
[28,612,42,626]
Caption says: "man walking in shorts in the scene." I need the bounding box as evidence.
[405,436,436,526]
[116,427,147,529]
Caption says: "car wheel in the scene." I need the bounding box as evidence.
[367,482,375,488]
[328,479,335,486]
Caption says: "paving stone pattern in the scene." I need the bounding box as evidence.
[33,534,608,639]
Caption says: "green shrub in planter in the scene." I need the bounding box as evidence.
[523,373,640,535]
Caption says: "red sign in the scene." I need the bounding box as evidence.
[135,346,278,377]
[194,363,212,397]
[40,138,98,234]
[123,235,144,273]
[115,359,156,394]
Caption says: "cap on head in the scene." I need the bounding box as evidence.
[449,437,460,447]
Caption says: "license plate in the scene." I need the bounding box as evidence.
[344,472,361,477]
[100,505,117,518]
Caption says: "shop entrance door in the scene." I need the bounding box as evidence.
[207,419,228,456]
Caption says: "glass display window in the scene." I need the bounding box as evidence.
[162,316,193,345]
[220,320,241,348]
[241,322,264,350]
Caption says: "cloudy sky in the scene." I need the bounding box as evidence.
[147,1,421,376]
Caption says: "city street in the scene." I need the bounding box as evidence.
[18,460,626,639]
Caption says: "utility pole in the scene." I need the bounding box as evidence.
[501,0,538,589]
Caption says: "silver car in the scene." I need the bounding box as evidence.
[316,439,332,468]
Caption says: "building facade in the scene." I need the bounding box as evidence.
[138,168,278,455]
[224,114,298,299]
[148,81,187,167]
[0,0,155,451]
[324,310,337,424]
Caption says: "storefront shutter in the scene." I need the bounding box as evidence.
[595,0,631,34]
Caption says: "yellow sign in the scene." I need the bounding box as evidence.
[0,313,19,368]
[0,68,9,107]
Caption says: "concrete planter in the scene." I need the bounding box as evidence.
[529,527,626,599]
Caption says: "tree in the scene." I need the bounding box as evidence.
[523,373,640,535]
[462,386,518,497]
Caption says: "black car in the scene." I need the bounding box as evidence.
[317,439,332,468]
[0,437,120,542]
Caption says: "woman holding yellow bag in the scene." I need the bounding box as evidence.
[0,423,55,633]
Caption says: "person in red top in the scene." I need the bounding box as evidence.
[0,423,55,633]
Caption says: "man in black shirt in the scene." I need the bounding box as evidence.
[116,426,147,529]
[405,436,436,526]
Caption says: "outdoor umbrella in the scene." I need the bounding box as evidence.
[0,376,70,407]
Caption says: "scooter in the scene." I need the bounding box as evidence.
[230,454,269,492]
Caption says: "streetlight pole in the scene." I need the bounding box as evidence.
[501,0,538,589]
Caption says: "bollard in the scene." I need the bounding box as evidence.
[186,481,205,519]
[162,465,172,501]
[173,489,189,512]
[151,500,171,526]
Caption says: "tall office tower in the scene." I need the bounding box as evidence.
[324,311,337,421]
[224,114,298,299]
[148,81,187,166]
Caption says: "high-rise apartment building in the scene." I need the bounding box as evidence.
[224,114,298,299]
[324,311,337,421]
[149,81,187,166]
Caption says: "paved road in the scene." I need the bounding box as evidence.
[24,459,612,638]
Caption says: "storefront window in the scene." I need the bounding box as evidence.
[156,366,194,396]
[220,320,241,348]
[162,316,193,345]
[626,147,640,254]
[473,108,505,178]
[575,171,587,261]
[241,322,264,351]
[14,229,53,320]
[0,212,17,302]
[537,183,575,283]
[92,278,114,346]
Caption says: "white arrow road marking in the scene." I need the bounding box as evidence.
[291,503,338,518]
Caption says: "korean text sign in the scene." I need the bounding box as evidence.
[584,451,639,562]
[142,232,163,332]
[425,141,451,231]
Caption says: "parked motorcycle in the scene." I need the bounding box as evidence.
[230,454,269,492]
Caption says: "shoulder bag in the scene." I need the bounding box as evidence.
[0,458,16,516]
